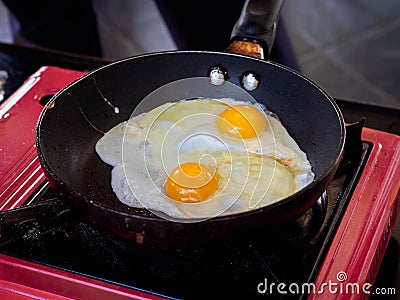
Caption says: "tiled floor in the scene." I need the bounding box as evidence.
[92,0,176,59]
[281,0,400,108]
[0,0,399,108]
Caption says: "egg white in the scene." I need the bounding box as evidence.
[95,98,314,220]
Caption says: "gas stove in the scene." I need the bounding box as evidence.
[0,66,399,299]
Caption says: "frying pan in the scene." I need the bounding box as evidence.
[34,0,345,247]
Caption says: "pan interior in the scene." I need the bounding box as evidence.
[36,52,344,217]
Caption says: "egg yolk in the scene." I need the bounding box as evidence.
[165,162,218,203]
[217,105,267,139]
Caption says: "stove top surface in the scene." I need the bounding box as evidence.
[0,120,398,299]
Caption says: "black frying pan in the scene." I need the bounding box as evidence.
[34,0,345,247]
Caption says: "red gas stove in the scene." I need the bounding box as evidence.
[0,66,399,299]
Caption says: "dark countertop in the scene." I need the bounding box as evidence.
[0,42,399,298]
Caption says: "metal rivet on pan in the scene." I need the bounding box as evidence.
[208,65,228,86]
[241,71,260,91]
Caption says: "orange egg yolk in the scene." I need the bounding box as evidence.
[165,162,218,203]
[217,105,267,139]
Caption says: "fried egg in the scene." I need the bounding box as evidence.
[95,98,314,220]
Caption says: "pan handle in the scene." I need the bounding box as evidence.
[227,0,284,59]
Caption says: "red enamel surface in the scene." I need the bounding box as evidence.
[0,254,166,299]
[0,66,85,210]
[309,128,400,299]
